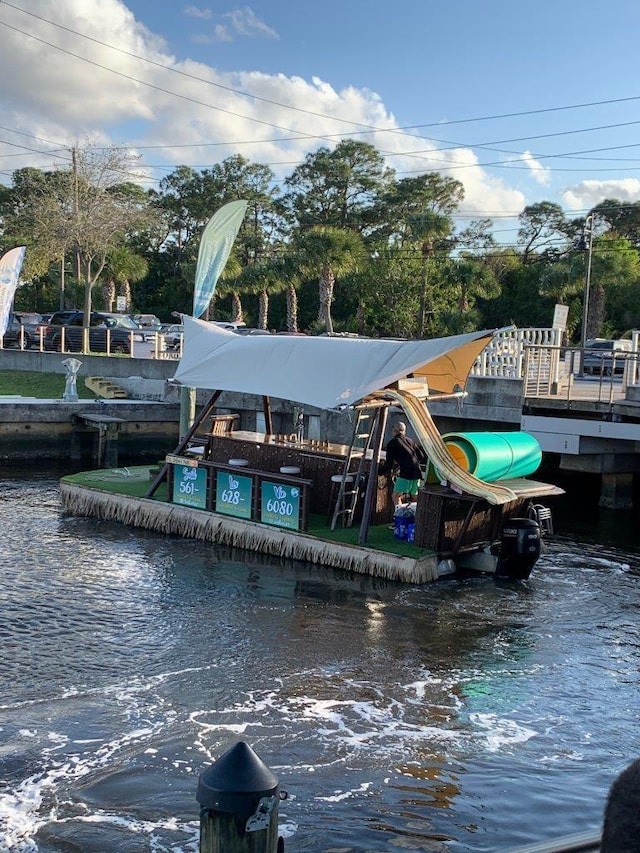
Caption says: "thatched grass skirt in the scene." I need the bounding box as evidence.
[60,483,437,584]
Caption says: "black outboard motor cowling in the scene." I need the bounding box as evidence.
[497,518,541,580]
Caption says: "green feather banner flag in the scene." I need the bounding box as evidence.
[193,200,248,318]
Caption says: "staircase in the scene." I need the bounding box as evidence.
[84,376,129,399]
[329,407,378,530]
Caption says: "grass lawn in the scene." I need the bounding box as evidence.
[62,466,429,558]
[0,369,96,399]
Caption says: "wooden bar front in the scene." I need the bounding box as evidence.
[203,430,393,523]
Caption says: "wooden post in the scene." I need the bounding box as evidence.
[103,422,120,468]
[262,396,273,435]
[197,741,282,853]
[94,423,105,467]
[179,385,197,440]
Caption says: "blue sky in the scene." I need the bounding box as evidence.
[2,0,640,237]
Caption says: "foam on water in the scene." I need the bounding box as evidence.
[0,657,550,851]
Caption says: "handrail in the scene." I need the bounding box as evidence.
[503,829,600,853]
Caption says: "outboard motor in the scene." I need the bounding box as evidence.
[496,518,541,580]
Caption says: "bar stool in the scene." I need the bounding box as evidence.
[228,458,249,467]
[327,473,353,524]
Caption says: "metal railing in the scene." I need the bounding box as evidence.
[471,328,563,379]
[470,327,640,405]
[0,329,182,359]
[504,829,600,853]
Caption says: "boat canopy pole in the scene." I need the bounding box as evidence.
[145,389,223,498]
[262,395,273,434]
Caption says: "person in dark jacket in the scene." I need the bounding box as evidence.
[380,421,427,508]
[601,757,640,852]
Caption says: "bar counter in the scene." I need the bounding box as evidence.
[202,430,393,522]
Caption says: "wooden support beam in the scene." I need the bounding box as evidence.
[263,396,273,435]
[146,390,223,498]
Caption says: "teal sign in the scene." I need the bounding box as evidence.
[260,480,301,530]
[215,470,253,518]
[172,463,207,509]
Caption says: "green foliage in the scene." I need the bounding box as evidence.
[278,139,393,233]
[4,145,640,341]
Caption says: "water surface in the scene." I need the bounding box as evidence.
[1,470,639,852]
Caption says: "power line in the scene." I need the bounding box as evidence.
[6,0,640,142]
[3,4,640,175]
[0,19,316,141]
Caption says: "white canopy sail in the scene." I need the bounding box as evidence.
[173,316,496,411]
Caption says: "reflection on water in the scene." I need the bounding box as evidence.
[0,467,639,852]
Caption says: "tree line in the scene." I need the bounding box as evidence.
[2,140,640,341]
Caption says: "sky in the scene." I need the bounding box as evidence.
[2,0,640,245]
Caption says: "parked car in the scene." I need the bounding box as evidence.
[2,314,24,348]
[43,309,80,327]
[161,320,271,352]
[16,312,48,348]
[44,311,150,354]
[130,313,162,330]
[40,309,85,351]
[1,311,46,349]
[582,338,633,376]
[233,327,272,336]
[161,323,183,351]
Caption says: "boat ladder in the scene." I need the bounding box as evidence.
[330,408,378,530]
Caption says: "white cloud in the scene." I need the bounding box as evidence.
[183,4,213,20]
[520,151,551,186]
[562,179,640,212]
[375,135,526,218]
[222,7,278,40]
[192,24,232,44]
[187,7,277,45]
[0,0,528,219]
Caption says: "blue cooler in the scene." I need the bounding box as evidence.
[393,515,408,540]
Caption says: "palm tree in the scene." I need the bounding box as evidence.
[101,246,149,311]
[235,261,288,329]
[212,252,244,323]
[407,211,452,337]
[291,226,364,334]
[454,257,500,314]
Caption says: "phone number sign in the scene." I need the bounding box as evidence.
[215,470,253,518]
[172,463,208,509]
[260,481,301,530]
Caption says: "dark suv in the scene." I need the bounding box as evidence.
[44,311,149,354]
[1,312,46,349]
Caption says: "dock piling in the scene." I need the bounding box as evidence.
[197,741,283,853]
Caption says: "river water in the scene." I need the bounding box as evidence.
[1,467,639,853]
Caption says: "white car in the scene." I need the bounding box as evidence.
[161,323,183,351]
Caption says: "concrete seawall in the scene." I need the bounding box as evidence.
[0,352,527,463]
[0,398,182,463]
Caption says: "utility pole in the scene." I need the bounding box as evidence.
[72,146,81,285]
[59,255,65,311]
[579,213,595,350]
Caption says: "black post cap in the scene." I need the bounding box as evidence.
[197,741,279,816]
